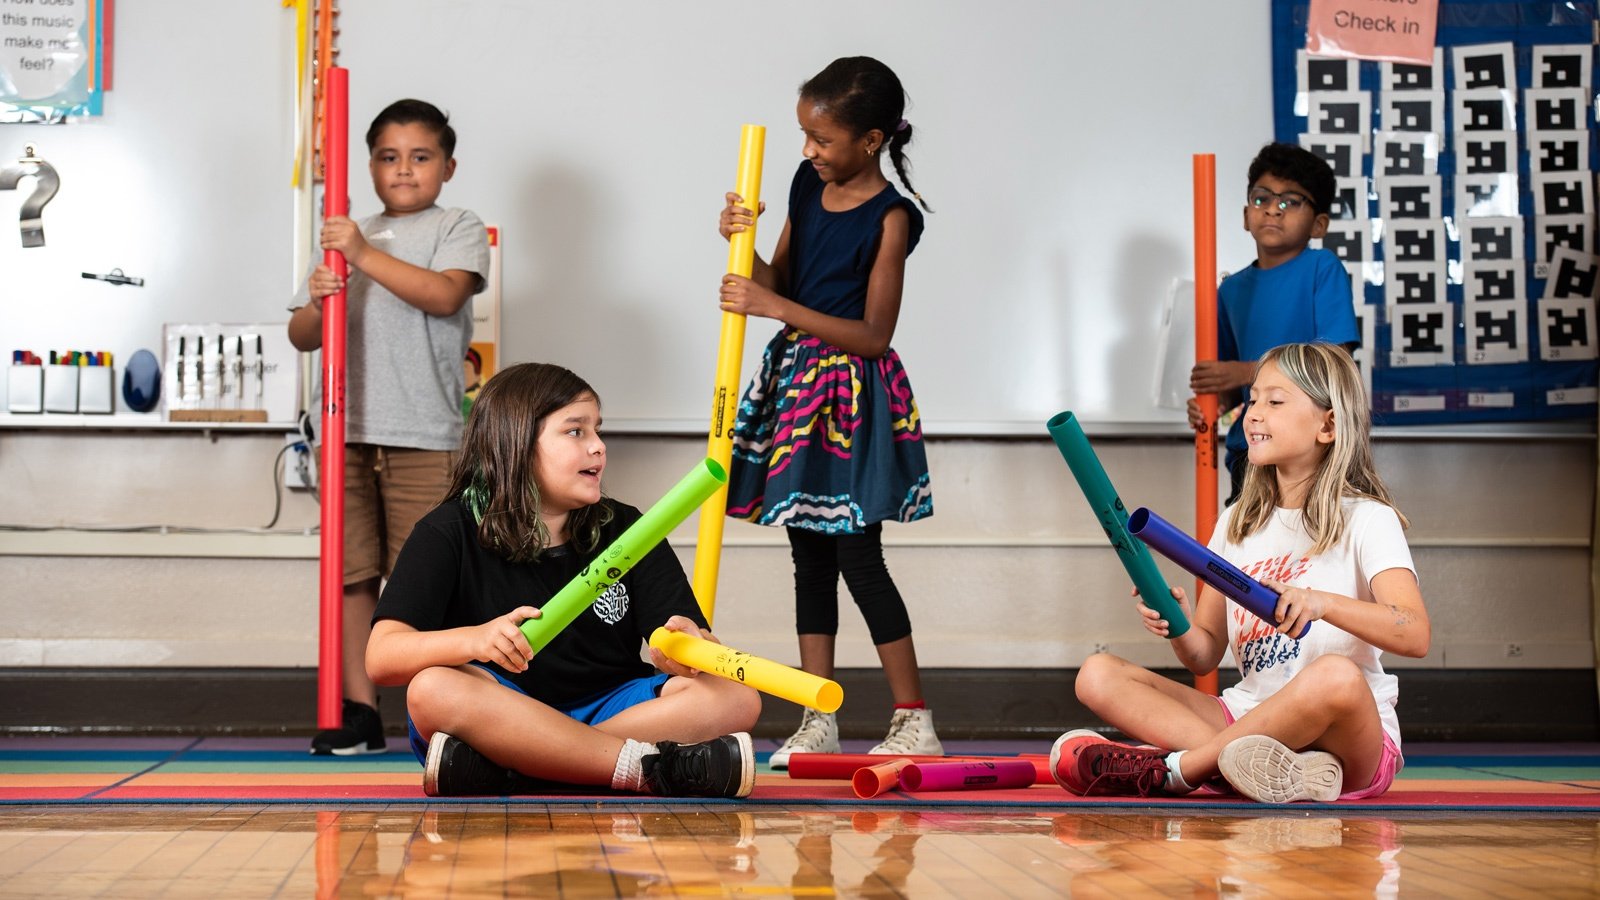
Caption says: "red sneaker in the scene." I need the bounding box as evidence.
[1050,730,1171,797]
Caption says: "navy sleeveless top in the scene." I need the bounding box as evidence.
[786,160,925,320]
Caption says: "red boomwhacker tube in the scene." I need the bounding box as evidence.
[316,66,349,730]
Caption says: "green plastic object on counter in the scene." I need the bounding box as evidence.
[521,458,728,655]
[1047,411,1190,638]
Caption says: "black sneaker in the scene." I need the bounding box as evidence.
[422,731,556,797]
[641,733,755,798]
[309,699,386,756]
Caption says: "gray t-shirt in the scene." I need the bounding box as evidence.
[303,205,490,450]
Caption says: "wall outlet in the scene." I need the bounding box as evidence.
[283,433,315,491]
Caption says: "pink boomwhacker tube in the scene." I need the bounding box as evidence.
[852,759,914,799]
[316,66,349,731]
[789,754,1053,785]
[899,759,1038,792]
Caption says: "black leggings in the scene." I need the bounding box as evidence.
[787,523,912,645]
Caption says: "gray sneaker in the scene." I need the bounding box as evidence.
[768,708,840,770]
[1217,734,1343,804]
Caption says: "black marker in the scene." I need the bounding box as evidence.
[255,335,265,398]
[177,337,186,400]
[235,335,245,400]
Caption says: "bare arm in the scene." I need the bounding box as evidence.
[1140,582,1231,674]
[320,215,479,317]
[720,194,790,295]
[1263,567,1430,657]
[718,206,911,360]
[287,296,323,352]
[366,607,540,686]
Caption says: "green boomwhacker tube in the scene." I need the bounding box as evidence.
[521,458,728,656]
[1046,412,1190,638]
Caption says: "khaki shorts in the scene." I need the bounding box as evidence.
[341,444,456,584]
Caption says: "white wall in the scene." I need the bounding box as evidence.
[2,0,1266,432]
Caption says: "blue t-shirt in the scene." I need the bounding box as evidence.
[786,161,924,319]
[1218,247,1358,454]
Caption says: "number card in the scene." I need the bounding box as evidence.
[1538,297,1599,361]
[1382,48,1443,92]
[1465,299,1528,365]
[1462,260,1525,303]
[1454,89,1517,133]
[1457,131,1516,174]
[1460,216,1523,262]
[1380,91,1444,135]
[1531,45,1592,91]
[1388,220,1444,263]
[1526,88,1588,132]
[1535,214,1592,275]
[1375,132,1440,176]
[1546,247,1600,300]
[1298,51,1358,94]
[1329,177,1369,220]
[1455,173,1520,219]
[1386,260,1447,306]
[1452,42,1517,92]
[1379,175,1440,219]
[1530,131,1589,173]
[1300,133,1364,180]
[1388,303,1455,367]
[1309,92,1373,152]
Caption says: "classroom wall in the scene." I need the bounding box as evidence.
[1,429,1591,673]
[1,0,1270,432]
[0,3,1593,692]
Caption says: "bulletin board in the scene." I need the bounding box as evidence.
[1273,0,1600,424]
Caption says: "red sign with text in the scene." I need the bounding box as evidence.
[1306,0,1439,65]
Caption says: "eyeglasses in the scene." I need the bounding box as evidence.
[1248,187,1313,213]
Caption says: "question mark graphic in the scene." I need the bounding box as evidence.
[0,144,61,248]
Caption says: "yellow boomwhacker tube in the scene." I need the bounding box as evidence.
[692,124,766,625]
[649,627,842,713]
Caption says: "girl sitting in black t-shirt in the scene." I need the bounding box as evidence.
[368,362,762,797]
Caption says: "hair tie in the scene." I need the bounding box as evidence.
[895,118,909,133]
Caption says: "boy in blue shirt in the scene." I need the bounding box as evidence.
[1189,143,1359,504]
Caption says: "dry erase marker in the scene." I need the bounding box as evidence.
[255,335,265,398]
[235,336,245,399]
[177,337,186,400]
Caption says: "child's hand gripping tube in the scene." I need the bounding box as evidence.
[649,627,843,713]
[1046,411,1190,638]
[1127,507,1308,639]
[520,459,727,656]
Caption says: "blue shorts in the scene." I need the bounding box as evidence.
[406,665,672,763]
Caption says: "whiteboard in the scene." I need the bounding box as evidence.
[0,1,1268,433]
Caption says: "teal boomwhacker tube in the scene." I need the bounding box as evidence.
[520,458,728,656]
[1046,412,1190,638]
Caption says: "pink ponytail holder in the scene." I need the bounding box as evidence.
[895,118,909,132]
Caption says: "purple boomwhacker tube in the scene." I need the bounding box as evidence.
[1127,507,1310,639]
[899,759,1037,792]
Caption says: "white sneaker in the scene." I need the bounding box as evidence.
[869,708,945,757]
[767,708,839,770]
[1217,734,1343,804]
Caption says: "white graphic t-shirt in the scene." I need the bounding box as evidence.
[1208,498,1416,750]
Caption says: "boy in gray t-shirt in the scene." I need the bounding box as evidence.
[289,99,490,756]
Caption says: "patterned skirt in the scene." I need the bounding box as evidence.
[726,329,932,534]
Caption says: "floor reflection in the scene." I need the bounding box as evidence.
[2,804,1597,898]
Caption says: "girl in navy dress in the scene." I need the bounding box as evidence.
[717,56,939,767]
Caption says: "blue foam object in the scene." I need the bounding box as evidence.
[121,348,161,413]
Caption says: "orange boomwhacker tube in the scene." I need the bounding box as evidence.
[1193,153,1220,696]
[852,759,914,799]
